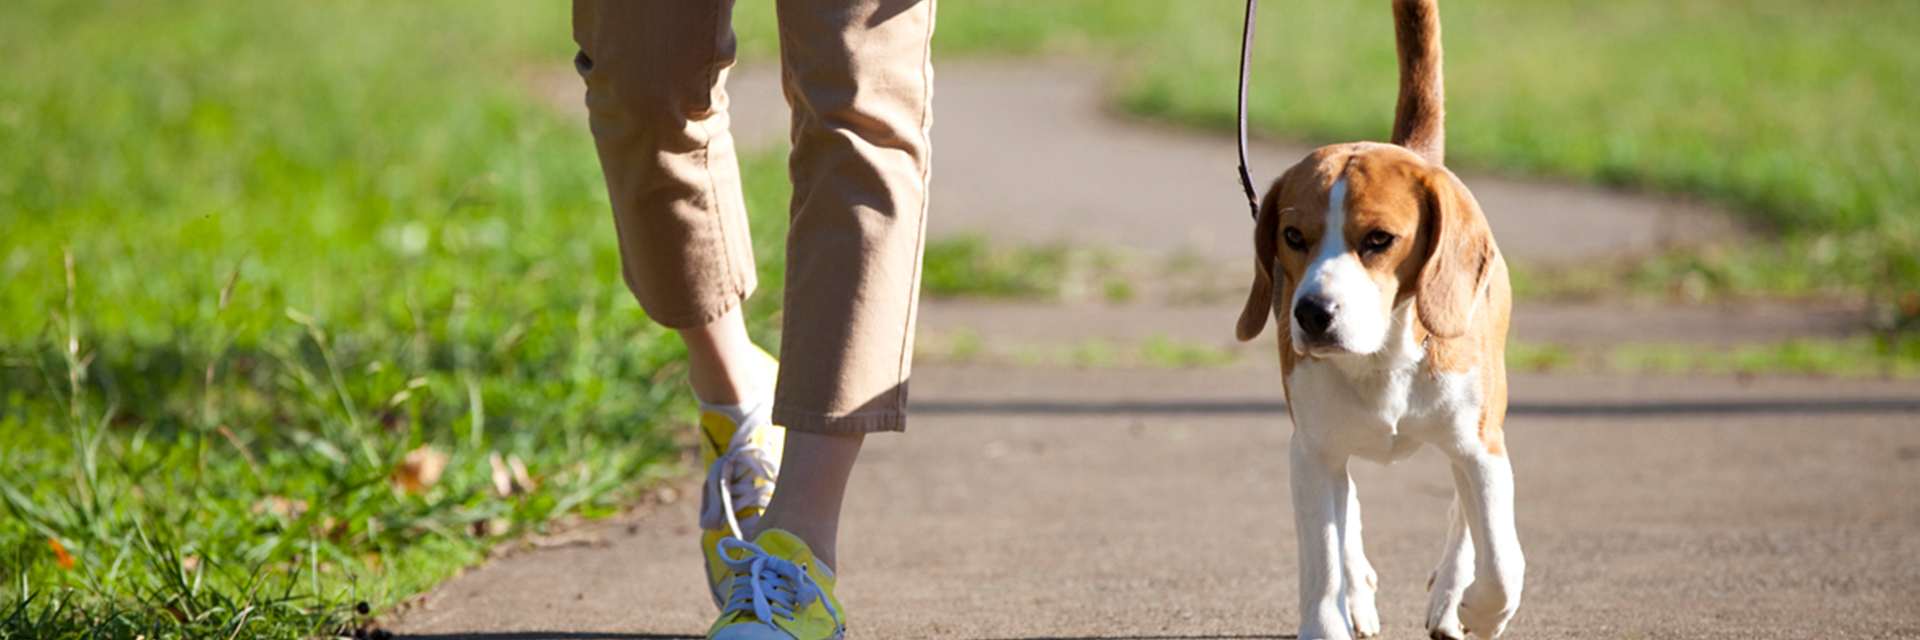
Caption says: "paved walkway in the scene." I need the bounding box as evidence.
[408,61,1920,639]
[393,368,1920,639]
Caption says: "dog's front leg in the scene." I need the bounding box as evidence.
[1343,477,1380,638]
[1290,435,1354,640]
[1426,467,1475,639]
[1452,451,1524,638]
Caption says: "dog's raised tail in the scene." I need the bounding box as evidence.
[1391,0,1445,165]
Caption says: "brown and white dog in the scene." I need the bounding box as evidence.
[1234,1,1521,638]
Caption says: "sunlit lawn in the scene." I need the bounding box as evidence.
[1,1,787,636]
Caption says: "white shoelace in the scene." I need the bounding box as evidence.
[698,415,779,540]
[716,537,840,630]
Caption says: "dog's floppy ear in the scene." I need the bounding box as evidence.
[1236,192,1281,342]
[1416,169,1497,339]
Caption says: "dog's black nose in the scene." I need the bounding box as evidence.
[1294,297,1336,336]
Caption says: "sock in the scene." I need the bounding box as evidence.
[695,381,774,439]
[696,394,756,429]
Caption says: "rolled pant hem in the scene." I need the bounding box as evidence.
[771,406,907,435]
[642,292,749,332]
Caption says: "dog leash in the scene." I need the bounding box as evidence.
[1236,0,1261,221]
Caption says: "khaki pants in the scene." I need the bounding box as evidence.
[573,0,934,434]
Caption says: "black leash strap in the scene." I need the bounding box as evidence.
[1235,0,1261,220]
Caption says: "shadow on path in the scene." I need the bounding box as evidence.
[984,636,1295,640]
[393,630,1290,634]
[911,398,1920,418]
[398,634,699,640]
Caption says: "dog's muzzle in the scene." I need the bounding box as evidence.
[1294,295,1336,338]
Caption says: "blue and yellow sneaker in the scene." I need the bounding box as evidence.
[698,350,785,609]
[708,530,845,640]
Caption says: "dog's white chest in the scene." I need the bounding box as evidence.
[1285,343,1480,464]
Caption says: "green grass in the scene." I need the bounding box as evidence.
[921,236,1072,300]
[0,1,790,637]
[914,331,1239,370]
[1608,336,1920,378]
[1510,335,1920,378]
[921,235,1137,303]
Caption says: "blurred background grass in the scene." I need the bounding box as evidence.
[1,1,786,636]
[3,0,1915,637]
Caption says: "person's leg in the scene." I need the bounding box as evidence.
[575,0,934,634]
[682,306,771,405]
[753,431,863,569]
[750,0,938,570]
[573,0,787,614]
[572,0,758,339]
[701,1,934,637]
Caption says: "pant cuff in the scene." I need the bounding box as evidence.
[771,406,907,435]
[640,290,749,331]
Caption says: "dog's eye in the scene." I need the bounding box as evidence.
[1283,228,1307,251]
[1362,231,1396,252]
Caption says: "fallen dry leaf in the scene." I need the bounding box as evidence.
[257,495,310,520]
[48,538,73,569]
[393,445,448,493]
[508,454,536,493]
[469,517,511,539]
[488,451,513,497]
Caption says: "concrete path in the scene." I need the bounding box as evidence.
[391,367,1920,639]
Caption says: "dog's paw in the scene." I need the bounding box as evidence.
[1350,599,1380,638]
[1425,559,1471,639]
[1457,581,1518,639]
[1347,570,1380,638]
[1426,591,1465,640]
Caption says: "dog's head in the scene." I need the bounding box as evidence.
[1236,142,1496,358]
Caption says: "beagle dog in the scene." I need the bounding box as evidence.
[1234,1,1522,638]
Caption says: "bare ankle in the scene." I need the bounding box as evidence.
[678,308,769,404]
[754,431,864,572]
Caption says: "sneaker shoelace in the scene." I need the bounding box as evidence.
[699,418,779,540]
[716,537,840,630]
